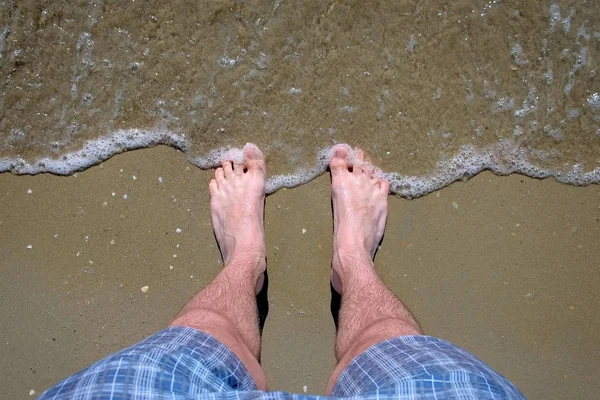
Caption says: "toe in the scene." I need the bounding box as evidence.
[243,143,266,174]
[330,144,351,174]
[354,148,365,161]
[353,148,366,174]
[378,179,390,193]
[233,161,244,175]
[209,179,219,195]
[222,161,234,178]
[355,148,378,176]
[215,167,226,183]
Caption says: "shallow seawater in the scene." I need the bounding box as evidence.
[0,0,599,196]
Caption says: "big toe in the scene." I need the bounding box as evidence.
[243,143,266,173]
[330,144,351,174]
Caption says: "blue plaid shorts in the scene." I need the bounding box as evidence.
[40,326,525,399]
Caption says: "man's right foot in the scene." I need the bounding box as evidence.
[329,145,390,293]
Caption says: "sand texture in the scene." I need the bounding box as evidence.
[1,147,599,399]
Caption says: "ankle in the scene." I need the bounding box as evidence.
[224,244,266,266]
[226,253,266,270]
[222,257,265,288]
[332,250,376,292]
[333,247,373,270]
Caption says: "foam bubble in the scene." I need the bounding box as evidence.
[544,60,553,85]
[0,25,9,67]
[549,4,561,33]
[493,97,515,113]
[587,93,600,110]
[565,46,588,95]
[511,43,528,65]
[514,87,538,119]
[406,35,417,53]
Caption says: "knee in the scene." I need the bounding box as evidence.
[170,309,238,339]
[338,318,422,364]
[170,310,267,390]
[363,318,422,339]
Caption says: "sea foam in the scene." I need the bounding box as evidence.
[1,129,598,198]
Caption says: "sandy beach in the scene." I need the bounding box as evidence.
[0,146,598,399]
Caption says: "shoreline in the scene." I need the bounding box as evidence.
[2,134,600,198]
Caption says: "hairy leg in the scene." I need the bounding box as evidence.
[327,145,422,394]
[170,144,268,390]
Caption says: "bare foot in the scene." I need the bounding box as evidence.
[209,144,266,286]
[329,145,389,293]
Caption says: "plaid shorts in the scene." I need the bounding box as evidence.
[40,326,525,400]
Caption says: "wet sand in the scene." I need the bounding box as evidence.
[0,146,599,399]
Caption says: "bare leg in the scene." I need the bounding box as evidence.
[170,144,267,390]
[327,146,422,394]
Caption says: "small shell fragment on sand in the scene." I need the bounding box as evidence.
[303,386,307,393]
[123,194,128,200]
[27,189,32,194]
[451,201,459,209]
[141,286,149,293]
[132,175,137,180]
[29,390,35,396]
[158,177,163,183]
[176,228,182,233]
[26,244,32,249]
[301,228,307,234]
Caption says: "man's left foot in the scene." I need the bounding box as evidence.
[209,144,267,288]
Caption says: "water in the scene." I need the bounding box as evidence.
[0,0,598,197]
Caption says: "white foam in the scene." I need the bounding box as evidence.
[514,87,538,120]
[544,60,553,85]
[406,35,417,53]
[482,80,496,99]
[587,92,600,110]
[576,26,591,43]
[561,8,574,33]
[386,140,600,198]
[0,129,187,175]
[549,4,561,33]
[511,43,528,65]
[1,130,599,198]
[0,25,9,67]
[492,97,515,113]
[564,46,587,95]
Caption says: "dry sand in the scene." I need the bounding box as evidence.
[0,146,598,399]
